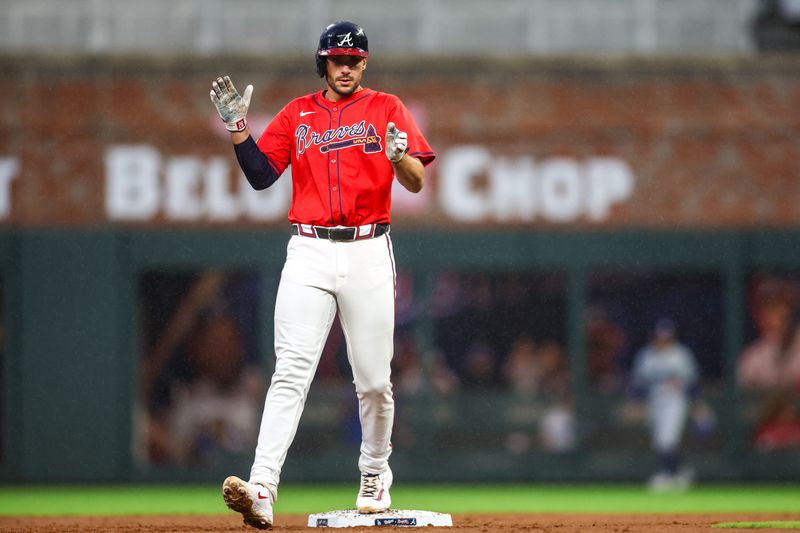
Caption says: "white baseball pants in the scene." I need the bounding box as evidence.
[648,392,688,452]
[249,233,396,490]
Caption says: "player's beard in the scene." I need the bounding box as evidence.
[326,73,361,98]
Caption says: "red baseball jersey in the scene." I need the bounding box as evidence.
[256,88,435,227]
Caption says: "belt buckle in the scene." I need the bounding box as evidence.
[329,226,356,242]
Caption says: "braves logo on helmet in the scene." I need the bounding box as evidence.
[336,33,354,47]
[315,21,369,77]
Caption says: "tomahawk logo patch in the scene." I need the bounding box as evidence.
[295,121,382,157]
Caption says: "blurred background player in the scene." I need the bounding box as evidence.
[737,278,800,392]
[628,318,700,492]
[210,20,434,529]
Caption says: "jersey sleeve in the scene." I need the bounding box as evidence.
[387,97,436,166]
[255,103,293,176]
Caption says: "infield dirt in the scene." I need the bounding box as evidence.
[1,513,799,532]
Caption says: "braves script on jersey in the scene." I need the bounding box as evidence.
[256,89,435,227]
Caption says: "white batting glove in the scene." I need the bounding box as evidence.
[210,75,253,132]
[385,122,408,163]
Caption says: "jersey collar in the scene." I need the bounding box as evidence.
[318,87,373,107]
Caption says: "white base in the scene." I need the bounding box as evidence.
[308,509,453,528]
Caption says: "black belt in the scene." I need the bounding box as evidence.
[291,223,390,242]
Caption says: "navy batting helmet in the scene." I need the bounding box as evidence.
[315,21,369,77]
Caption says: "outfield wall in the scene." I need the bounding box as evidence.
[0,55,798,229]
[1,229,800,483]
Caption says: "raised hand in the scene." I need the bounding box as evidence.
[210,76,253,132]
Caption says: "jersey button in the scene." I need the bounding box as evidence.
[333,107,338,111]
[331,159,336,163]
[332,186,338,191]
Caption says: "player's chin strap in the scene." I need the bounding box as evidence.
[385,122,408,163]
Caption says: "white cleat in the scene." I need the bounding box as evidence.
[356,467,393,513]
[673,466,696,491]
[648,471,675,493]
[222,475,274,529]
[648,467,695,493]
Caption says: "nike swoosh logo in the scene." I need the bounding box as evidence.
[300,111,316,116]
[257,491,269,500]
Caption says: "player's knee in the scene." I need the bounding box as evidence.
[357,379,393,399]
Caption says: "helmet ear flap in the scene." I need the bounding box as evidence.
[315,54,326,77]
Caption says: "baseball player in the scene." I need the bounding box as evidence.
[629,318,699,492]
[209,20,435,529]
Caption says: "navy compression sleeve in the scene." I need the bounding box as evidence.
[233,136,280,190]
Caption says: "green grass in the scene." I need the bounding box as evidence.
[0,484,798,516]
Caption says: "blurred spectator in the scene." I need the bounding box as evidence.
[628,318,700,492]
[501,336,570,397]
[427,351,460,397]
[167,312,264,464]
[139,271,264,465]
[754,392,800,452]
[738,279,800,392]
[539,399,577,453]
[501,336,540,396]
[430,272,464,319]
[432,271,567,386]
[535,341,575,452]
[392,334,424,396]
[753,0,800,51]
[536,340,570,399]
[586,305,626,394]
[502,336,575,453]
[390,338,458,450]
[462,341,498,389]
[392,333,459,398]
